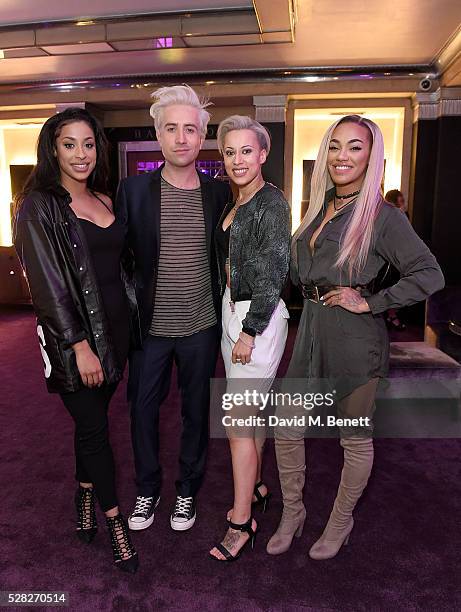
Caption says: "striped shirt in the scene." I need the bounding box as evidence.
[149,177,217,337]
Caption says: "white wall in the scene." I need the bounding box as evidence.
[0,124,42,245]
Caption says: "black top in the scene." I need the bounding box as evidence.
[215,221,230,260]
[79,218,130,370]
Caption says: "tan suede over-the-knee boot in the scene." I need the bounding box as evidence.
[266,438,306,555]
[308,437,373,560]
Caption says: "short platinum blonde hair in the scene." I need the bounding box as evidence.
[149,84,211,136]
[217,115,271,155]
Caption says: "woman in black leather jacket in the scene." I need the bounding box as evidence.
[13,108,139,574]
[210,116,291,561]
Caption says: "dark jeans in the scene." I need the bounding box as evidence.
[129,325,219,498]
[61,383,118,512]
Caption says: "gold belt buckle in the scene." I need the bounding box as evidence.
[309,286,320,303]
[301,284,320,303]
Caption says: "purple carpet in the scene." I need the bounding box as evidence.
[1,306,460,611]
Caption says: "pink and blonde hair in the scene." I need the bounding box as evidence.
[293,115,385,278]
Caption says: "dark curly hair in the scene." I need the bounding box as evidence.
[14,107,110,212]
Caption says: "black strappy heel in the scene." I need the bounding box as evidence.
[211,517,258,562]
[252,480,272,513]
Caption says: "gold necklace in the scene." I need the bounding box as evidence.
[227,201,242,224]
[226,181,265,228]
[333,195,358,215]
[236,181,265,207]
[223,202,240,230]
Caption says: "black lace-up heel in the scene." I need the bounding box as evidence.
[106,514,139,574]
[75,486,98,544]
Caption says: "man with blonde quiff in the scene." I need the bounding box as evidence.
[116,85,231,533]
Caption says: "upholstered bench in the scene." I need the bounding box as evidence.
[389,341,461,380]
[374,342,461,437]
[425,286,461,362]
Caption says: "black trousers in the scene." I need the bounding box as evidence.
[60,383,118,512]
[129,325,219,498]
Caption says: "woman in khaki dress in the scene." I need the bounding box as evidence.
[267,115,444,559]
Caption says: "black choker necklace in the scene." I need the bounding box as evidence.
[335,189,360,200]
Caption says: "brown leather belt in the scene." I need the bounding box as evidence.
[301,283,367,303]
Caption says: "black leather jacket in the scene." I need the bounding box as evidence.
[13,186,140,394]
[216,183,291,336]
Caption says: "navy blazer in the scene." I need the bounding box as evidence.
[115,165,231,339]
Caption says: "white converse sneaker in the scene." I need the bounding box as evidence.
[128,495,160,531]
[170,496,196,531]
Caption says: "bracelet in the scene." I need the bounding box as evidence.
[239,332,255,348]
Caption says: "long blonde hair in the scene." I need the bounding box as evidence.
[293,115,385,277]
